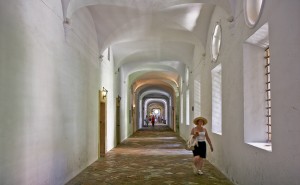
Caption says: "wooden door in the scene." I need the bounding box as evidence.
[116,98,121,145]
[100,102,106,157]
[99,90,106,158]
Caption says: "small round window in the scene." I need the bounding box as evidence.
[244,0,264,27]
[211,24,221,62]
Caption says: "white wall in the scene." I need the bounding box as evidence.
[0,0,99,184]
[180,1,300,185]
[100,48,117,152]
[119,66,131,141]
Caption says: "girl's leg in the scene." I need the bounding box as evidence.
[198,157,204,170]
[193,156,200,169]
[192,156,200,174]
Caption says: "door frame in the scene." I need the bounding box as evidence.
[99,90,106,158]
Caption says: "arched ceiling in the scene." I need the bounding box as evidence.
[62,0,233,99]
[131,71,179,96]
[113,40,195,68]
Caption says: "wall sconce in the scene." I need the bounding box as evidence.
[102,87,108,99]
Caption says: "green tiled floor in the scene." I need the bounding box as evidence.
[66,125,233,185]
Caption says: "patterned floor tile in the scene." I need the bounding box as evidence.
[66,125,233,185]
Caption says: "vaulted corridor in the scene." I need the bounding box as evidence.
[1,1,300,185]
[66,124,233,185]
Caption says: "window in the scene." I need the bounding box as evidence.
[265,47,271,143]
[211,24,222,62]
[194,79,201,117]
[244,0,265,28]
[186,89,190,125]
[212,64,222,135]
[180,92,183,124]
[243,23,272,151]
[185,67,189,87]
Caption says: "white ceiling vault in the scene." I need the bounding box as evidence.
[61,0,234,100]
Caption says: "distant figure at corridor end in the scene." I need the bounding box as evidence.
[144,115,149,127]
[151,115,155,127]
[190,116,213,175]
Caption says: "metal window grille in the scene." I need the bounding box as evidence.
[265,47,271,142]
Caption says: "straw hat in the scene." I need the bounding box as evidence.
[193,116,208,125]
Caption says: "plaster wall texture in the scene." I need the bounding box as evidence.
[100,48,117,152]
[118,67,131,142]
[0,0,99,185]
[180,1,300,185]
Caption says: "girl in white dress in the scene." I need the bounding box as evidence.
[190,117,213,175]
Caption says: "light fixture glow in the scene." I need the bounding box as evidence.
[102,87,108,99]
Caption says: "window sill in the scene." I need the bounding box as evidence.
[212,131,222,135]
[247,142,272,152]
